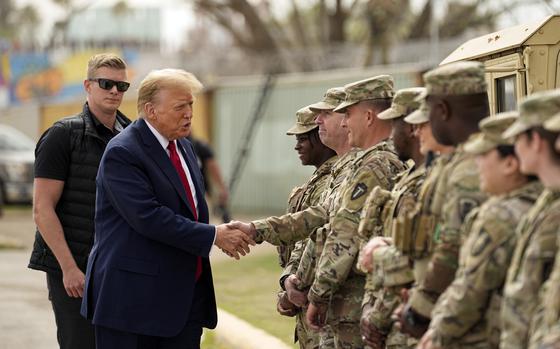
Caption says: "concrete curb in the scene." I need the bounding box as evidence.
[214,308,292,349]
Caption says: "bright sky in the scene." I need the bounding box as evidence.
[15,0,194,51]
[13,0,560,50]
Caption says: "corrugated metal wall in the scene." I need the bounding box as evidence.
[213,64,422,214]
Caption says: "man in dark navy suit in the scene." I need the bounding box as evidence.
[81,68,254,349]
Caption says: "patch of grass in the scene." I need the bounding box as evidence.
[201,329,228,349]
[211,252,298,348]
[3,204,32,212]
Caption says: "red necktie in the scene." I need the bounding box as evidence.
[167,141,203,281]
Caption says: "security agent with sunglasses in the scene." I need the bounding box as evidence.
[28,53,131,349]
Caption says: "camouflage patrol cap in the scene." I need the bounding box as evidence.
[502,89,560,139]
[544,112,560,132]
[424,61,487,96]
[378,87,426,120]
[377,246,414,288]
[332,75,395,113]
[465,111,518,155]
[546,113,560,152]
[404,99,430,124]
[286,106,318,135]
[308,87,346,112]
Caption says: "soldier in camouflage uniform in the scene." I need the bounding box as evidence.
[397,61,489,338]
[276,105,337,348]
[417,112,542,349]
[535,111,560,349]
[364,97,457,349]
[229,75,406,348]
[278,106,336,270]
[355,87,426,349]
[498,90,560,349]
[358,90,455,349]
[280,87,350,349]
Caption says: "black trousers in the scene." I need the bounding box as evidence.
[95,323,203,349]
[46,272,96,349]
[94,279,209,349]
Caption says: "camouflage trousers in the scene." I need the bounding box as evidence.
[530,309,547,349]
[539,324,560,349]
[332,321,363,349]
[295,306,335,349]
[367,289,417,349]
[385,326,418,349]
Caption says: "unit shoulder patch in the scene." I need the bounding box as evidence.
[351,182,368,200]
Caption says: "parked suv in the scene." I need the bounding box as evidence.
[0,124,35,206]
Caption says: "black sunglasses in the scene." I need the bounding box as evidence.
[89,78,130,92]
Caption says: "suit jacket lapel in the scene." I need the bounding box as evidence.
[136,119,195,218]
[177,138,209,221]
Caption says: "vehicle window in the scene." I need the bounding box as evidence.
[0,127,35,151]
[496,75,517,113]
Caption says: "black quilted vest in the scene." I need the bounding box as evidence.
[28,104,131,275]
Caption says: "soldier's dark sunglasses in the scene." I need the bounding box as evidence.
[89,78,130,92]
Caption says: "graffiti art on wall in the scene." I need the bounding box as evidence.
[3,49,137,105]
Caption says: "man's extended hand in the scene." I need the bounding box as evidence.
[226,220,257,240]
[360,303,386,349]
[358,237,390,272]
[215,224,256,259]
[284,275,308,307]
[306,302,327,331]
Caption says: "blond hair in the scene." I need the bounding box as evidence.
[86,53,127,79]
[137,69,203,116]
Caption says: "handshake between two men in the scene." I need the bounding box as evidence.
[214,220,258,259]
[216,220,328,333]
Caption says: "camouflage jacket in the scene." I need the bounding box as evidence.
[501,188,560,349]
[531,223,560,349]
[253,141,404,324]
[429,181,542,348]
[401,154,448,263]
[280,151,357,287]
[252,149,359,247]
[278,155,338,270]
[409,146,487,318]
[384,162,427,252]
[307,140,404,324]
[360,162,426,305]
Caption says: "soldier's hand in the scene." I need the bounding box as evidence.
[360,303,386,349]
[417,329,441,349]
[277,292,298,317]
[284,275,308,307]
[396,303,430,339]
[392,287,409,331]
[306,302,327,331]
[358,237,390,272]
[215,224,256,259]
[226,220,257,240]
